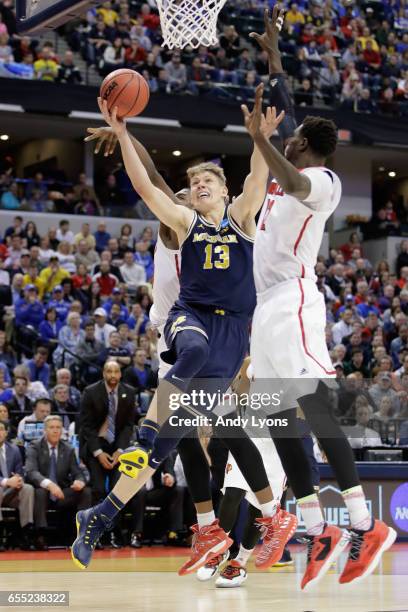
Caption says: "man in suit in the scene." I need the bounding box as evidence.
[78,360,136,504]
[78,360,136,547]
[25,415,91,549]
[0,420,35,551]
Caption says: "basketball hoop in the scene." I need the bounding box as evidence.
[155,0,227,49]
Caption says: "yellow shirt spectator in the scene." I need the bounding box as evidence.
[98,6,119,28]
[74,231,96,249]
[33,58,59,81]
[286,4,305,26]
[39,258,70,293]
[357,35,379,52]
[23,273,46,300]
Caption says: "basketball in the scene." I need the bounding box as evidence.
[100,69,150,119]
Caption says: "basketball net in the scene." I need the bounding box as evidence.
[155,0,227,49]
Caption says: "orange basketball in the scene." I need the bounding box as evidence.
[100,69,150,119]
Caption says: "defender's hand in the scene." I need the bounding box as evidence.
[241,83,265,138]
[260,105,285,139]
[85,127,118,156]
[249,6,285,55]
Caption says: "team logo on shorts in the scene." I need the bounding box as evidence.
[171,315,187,335]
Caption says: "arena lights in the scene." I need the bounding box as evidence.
[172,150,182,157]
[388,171,396,178]
[0,134,9,141]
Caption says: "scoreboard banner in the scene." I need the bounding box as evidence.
[16,0,100,33]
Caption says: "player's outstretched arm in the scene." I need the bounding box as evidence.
[250,6,297,143]
[231,84,285,223]
[85,127,179,202]
[98,98,193,236]
[242,91,311,201]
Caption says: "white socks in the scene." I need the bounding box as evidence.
[259,499,280,518]
[342,485,372,531]
[298,493,325,536]
[235,544,253,567]
[197,510,215,528]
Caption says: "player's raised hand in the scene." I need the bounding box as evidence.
[97,97,126,139]
[260,105,285,139]
[84,127,118,156]
[249,5,284,56]
[241,83,264,139]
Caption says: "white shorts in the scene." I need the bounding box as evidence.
[251,278,336,407]
[222,436,286,510]
[157,325,171,378]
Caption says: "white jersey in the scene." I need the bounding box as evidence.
[149,233,181,328]
[254,167,341,293]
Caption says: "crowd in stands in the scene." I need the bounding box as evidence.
[0,209,408,550]
[0,170,152,218]
[1,0,408,116]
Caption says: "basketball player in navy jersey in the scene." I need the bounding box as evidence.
[72,91,299,574]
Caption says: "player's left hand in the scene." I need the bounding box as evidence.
[162,473,175,487]
[97,97,127,139]
[84,126,118,156]
[71,480,85,491]
[241,83,265,138]
[260,105,285,139]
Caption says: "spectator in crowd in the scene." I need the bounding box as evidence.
[123,348,156,414]
[75,239,100,272]
[92,260,118,297]
[0,182,21,210]
[25,415,91,549]
[26,347,50,387]
[0,330,16,373]
[17,397,51,441]
[369,372,401,415]
[119,249,146,290]
[373,396,394,423]
[39,256,70,295]
[346,398,382,449]
[0,420,35,551]
[56,220,74,245]
[127,302,149,336]
[33,45,59,81]
[51,384,77,429]
[38,305,63,346]
[23,260,46,299]
[53,312,85,369]
[76,320,106,384]
[106,331,131,368]
[47,285,70,323]
[57,50,82,84]
[6,375,32,426]
[15,285,44,328]
[53,369,80,409]
[94,222,111,253]
[134,240,154,281]
[93,308,116,347]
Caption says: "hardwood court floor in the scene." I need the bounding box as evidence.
[1,544,407,612]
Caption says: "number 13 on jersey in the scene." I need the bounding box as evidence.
[203,244,230,269]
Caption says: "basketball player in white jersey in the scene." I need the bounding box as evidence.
[242,7,396,591]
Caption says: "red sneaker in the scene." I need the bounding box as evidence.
[301,524,347,591]
[178,520,233,576]
[255,508,298,569]
[339,520,396,585]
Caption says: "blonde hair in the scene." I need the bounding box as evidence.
[187,162,226,186]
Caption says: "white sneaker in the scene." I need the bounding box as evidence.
[196,550,229,581]
[215,561,248,588]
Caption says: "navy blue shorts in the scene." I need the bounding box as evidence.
[163,300,249,383]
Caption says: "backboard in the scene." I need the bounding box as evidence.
[16,0,100,34]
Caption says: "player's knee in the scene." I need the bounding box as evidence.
[176,331,209,369]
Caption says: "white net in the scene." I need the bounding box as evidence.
[155,0,227,49]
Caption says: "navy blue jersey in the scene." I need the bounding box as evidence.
[179,206,256,316]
